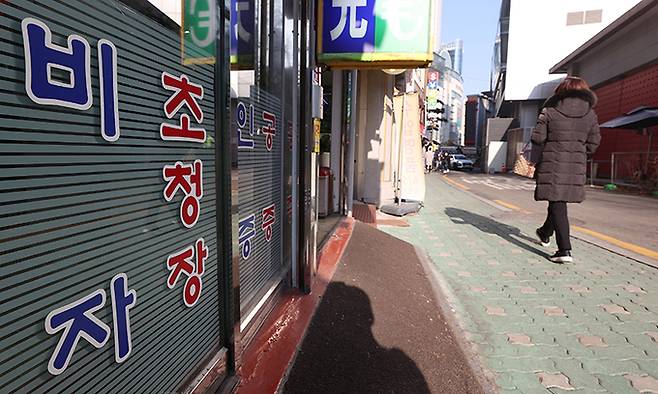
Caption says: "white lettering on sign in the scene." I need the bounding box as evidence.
[330,0,368,41]
[190,0,217,48]
[379,0,424,41]
[234,0,252,42]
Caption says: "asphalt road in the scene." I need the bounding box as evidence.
[442,171,658,254]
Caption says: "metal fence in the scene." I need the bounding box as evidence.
[610,151,658,188]
[588,151,658,188]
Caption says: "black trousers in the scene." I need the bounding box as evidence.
[539,201,572,251]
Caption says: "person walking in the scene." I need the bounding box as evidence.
[532,76,601,263]
[424,145,434,173]
[440,151,450,174]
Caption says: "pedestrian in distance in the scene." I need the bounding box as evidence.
[424,145,434,174]
[531,76,601,263]
[441,151,450,174]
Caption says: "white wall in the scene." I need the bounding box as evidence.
[354,71,397,206]
[433,0,443,54]
[505,0,639,100]
[518,101,540,129]
[147,0,182,25]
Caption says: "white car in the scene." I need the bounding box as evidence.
[449,154,474,171]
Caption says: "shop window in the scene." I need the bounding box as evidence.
[230,0,293,324]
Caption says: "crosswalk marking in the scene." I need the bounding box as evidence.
[458,176,535,191]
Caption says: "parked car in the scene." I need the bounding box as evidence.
[449,154,474,171]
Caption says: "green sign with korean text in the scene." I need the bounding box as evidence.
[182,0,217,65]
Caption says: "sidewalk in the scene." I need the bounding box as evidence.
[380,175,658,393]
[282,221,485,394]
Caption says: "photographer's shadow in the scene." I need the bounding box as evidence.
[283,282,430,394]
[445,207,549,259]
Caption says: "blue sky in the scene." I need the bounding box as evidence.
[440,0,502,95]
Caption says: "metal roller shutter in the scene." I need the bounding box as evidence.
[0,0,224,392]
[235,87,284,315]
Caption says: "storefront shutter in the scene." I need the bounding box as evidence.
[235,87,285,315]
[0,1,224,392]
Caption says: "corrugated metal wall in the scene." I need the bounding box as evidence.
[236,87,284,314]
[593,63,658,176]
[1,1,224,392]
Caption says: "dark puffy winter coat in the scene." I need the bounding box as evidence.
[532,89,601,202]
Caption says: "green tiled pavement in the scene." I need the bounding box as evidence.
[381,175,658,393]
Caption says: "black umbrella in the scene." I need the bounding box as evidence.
[599,106,657,179]
[599,106,658,129]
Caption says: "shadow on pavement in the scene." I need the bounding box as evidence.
[283,281,430,394]
[283,222,484,393]
[445,207,550,259]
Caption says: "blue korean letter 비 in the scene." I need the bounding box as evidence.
[22,18,121,141]
[45,290,111,375]
[22,18,92,110]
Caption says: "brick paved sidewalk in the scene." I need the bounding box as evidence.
[381,175,658,393]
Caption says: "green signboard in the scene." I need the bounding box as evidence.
[318,0,435,68]
[427,88,439,110]
[182,0,217,65]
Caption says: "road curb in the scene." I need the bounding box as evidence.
[414,245,499,394]
[570,230,658,270]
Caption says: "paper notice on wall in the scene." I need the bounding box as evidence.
[396,93,426,202]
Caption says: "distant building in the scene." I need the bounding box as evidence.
[425,66,444,143]
[445,77,465,145]
[465,94,493,152]
[425,40,465,146]
[490,0,641,131]
[440,39,463,76]
[465,96,478,146]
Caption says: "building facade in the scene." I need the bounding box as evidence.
[550,0,658,185]
[438,60,465,145]
[0,0,440,391]
[490,0,641,131]
[0,0,347,391]
[348,0,442,208]
[465,94,494,153]
[425,42,466,146]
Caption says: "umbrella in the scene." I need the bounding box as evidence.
[599,106,658,129]
[599,106,658,181]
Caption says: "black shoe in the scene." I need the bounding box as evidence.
[550,250,573,263]
[535,229,550,247]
